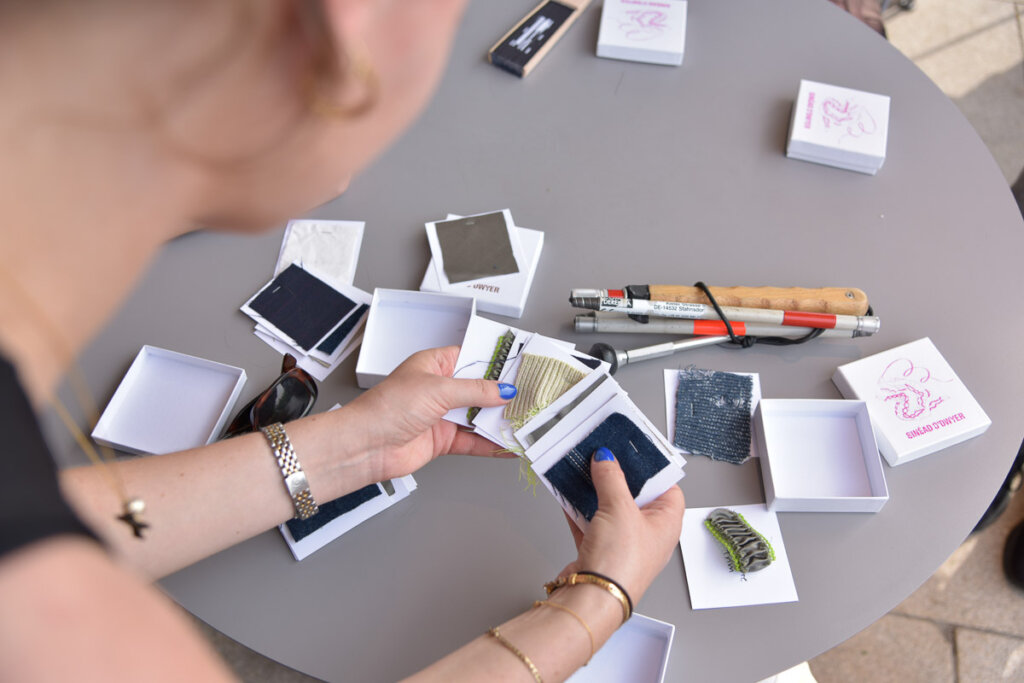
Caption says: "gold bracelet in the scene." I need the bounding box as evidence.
[534,600,595,665]
[543,572,632,624]
[487,627,542,682]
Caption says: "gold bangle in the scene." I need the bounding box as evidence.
[487,627,542,683]
[544,572,632,624]
[534,600,595,665]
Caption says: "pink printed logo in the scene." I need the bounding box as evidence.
[620,10,668,41]
[822,98,877,139]
[877,359,951,421]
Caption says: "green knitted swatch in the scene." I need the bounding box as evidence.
[503,353,585,430]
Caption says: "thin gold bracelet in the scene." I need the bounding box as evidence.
[543,572,632,624]
[534,600,595,665]
[487,627,542,682]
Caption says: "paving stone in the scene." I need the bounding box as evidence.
[809,614,954,683]
[955,627,1024,683]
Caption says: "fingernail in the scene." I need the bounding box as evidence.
[498,383,517,399]
[594,447,615,462]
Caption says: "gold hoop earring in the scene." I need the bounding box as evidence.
[305,44,380,119]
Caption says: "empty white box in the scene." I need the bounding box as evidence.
[597,0,688,66]
[567,613,674,683]
[754,399,889,513]
[787,79,890,175]
[355,289,476,388]
[92,346,247,455]
[832,338,991,466]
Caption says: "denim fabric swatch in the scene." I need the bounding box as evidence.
[316,303,369,355]
[284,483,381,542]
[673,369,752,464]
[250,264,357,351]
[545,412,669,520]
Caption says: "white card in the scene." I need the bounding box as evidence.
[275,219,365,289]
[680,504,797,610]
[424,209,526,290]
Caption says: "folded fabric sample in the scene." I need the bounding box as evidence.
[674,368,753,464]
[504,353,585,430]
[545,412,669,520]
[704,507,775,574]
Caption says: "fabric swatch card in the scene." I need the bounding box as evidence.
[280,475,417,561]
[664,369,761,464]
[275,219,365,290]
[526,387,685,531]
[679,504,797,610]
[244,264,355,352]
[425,209,526,287]
[446,315,528,427]
[246,263,372,381]
[471,334,598,448]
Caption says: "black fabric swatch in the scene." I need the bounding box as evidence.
[545,412,669,521]
[250,264,357,351]
[316,303,369,355]
[435,212,519,283]
[284,484,382,542]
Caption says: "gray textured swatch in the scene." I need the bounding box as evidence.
[435,212,519,283]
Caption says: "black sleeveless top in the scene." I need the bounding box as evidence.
[0,356,97,556]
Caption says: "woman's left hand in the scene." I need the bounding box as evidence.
[340,346,516,483]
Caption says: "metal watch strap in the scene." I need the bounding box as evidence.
[261,422,319,520]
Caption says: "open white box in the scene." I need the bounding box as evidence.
[754,399,888,512]
[355,289,476,388]
[566,613,674,683]
[92,346,246,455]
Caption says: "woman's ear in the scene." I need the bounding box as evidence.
[321,0,374,46]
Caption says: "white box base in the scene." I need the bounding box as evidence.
[566,613,674,683]
[755,399,888,512]
[92,346,246,455]
[355,289,476,388]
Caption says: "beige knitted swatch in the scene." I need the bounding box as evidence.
[504,354,585,430]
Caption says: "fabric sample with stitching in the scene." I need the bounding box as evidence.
[285,483,381,542]
[545,412,669,520]
[504,354,585,430]
[249,264,358,351]
[674,368,753,464]
[468,330,516,423]
[704,507,775,574]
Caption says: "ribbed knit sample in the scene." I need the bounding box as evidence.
[504,353,585,430]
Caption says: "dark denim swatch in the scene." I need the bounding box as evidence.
[285,483,382,542]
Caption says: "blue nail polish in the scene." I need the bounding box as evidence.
[594,447,615,462]
[498,383,517,399]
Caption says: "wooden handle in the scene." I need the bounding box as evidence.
[646,286,870,315]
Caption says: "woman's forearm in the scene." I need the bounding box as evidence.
[59,408,379,578]
[407,584,624,683]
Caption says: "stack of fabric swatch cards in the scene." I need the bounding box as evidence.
[450,315,686,530]
[243,262,371,382]
[277,405,417,561]
[421,209,543,318]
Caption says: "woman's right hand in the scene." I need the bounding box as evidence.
[557,448,685,603]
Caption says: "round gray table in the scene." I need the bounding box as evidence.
[73,0,1024,680]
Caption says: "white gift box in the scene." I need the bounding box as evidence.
[566,613,674,683]
[92,346,246,455]
[355,289,476,388]
[597,0,687,66]
[754,399,889,513]
[832,337,991,466]
[787,79,890,175]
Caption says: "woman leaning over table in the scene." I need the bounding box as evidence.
[0,1,684,681]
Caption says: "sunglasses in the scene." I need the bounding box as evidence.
[223,354,318,438]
